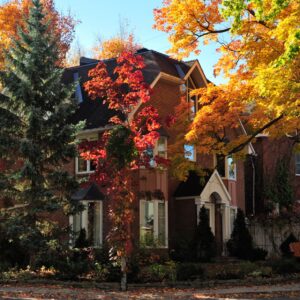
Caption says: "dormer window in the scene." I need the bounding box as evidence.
[185,77,198,119]
[180,83,187,95]
[73,72,83,103]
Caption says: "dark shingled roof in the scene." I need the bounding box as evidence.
[174,170,213,198]
[71,183,105,201]
[63,48,197,130]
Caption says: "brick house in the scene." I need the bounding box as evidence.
[61,48,247,254]
[245,135,300,216]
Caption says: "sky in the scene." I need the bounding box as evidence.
[53,0,224,84]
[55,1,223,84]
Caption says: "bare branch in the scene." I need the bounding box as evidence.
[228,114,284,155]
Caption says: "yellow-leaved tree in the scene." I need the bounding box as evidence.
[154,0,300,156]
[92,19,141,59]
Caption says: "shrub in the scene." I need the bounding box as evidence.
[195,206,217,262]
[280,233,298,258]
[216,263,251,280]
[138,261,176,283]
[170,236,195,262]
[176,263,204,281]
[248,266,272,278]
[74,228,90,248]
[0,266,58,281]
[0,261,11,272]
[227,209,253,259]
[0,225,29,268]
[249,247,268,261]
[268,258,300,275]
[227,209,267,260]
[204,261,266,280]
[34,244,94,280]
[88,262,110,282]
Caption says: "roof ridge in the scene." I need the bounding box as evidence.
[149,49,184,64]
[65,62,98,71]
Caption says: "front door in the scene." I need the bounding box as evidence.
[215,204,223,255]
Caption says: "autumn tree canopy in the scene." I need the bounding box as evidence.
[92,20,141,59]
[154,0,300,156]
[0,0,76,67]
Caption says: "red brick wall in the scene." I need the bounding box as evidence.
[172,198,197,248]
[253,136,300,213]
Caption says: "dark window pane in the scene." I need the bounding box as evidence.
[216,155,225,177]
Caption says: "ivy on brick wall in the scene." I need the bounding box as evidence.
[265,158,293,212]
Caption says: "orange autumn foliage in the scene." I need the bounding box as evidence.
[0,0,76,67]
[154,0,300,156]
[93,34,141,60]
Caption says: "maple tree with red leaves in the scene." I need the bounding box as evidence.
[81,51,168,290]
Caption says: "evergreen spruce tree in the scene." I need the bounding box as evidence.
[227,209,253,259]
[0,0,80,263]
[196,206,217,262]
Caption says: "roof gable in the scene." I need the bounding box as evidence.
[174,169,231,205]
[174,170,213,198]
[63,49,207,130]
[199,170,231,205]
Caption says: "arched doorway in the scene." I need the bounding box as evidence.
[210,192,223,255]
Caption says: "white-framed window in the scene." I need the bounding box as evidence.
[227,156,237,180]
[180,76,198,119]
[140,199,168,248]
[296,153,300,176]
[187,77,198,119]
[145,137,168,167]
[76,133,98,174]
[214,154,236,180]
[184,144,196,161]
[70,200,103,247]
[156,137,167,159]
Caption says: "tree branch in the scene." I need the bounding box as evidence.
[247,9,270,28]
[228,114,284,155]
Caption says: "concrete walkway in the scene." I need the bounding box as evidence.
[0,282,300,299]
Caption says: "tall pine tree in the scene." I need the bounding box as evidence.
[0,0,80,263]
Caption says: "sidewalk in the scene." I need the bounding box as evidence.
[0,282,300,299]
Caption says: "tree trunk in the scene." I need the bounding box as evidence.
[120,256,127,291]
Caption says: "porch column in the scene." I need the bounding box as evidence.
[223,204,231,241]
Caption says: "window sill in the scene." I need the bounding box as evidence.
[139,245,168,249]
[71,245,103,249]
[228,178,237,182]
[221,176,237,181]
[76,171,95,175]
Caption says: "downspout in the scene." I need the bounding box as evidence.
[250,154,256,216]
[237,117,257,216]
